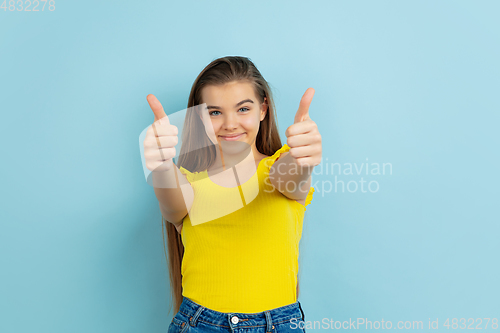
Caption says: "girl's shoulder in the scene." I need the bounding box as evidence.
[178,166,200,183]
[262,144,315,208]
[261,144,291,171]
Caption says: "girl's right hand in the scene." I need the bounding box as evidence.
[143,94,179,172]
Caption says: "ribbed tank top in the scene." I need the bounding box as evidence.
[177,143,315,313]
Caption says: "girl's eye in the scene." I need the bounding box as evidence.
[209,107,250,116]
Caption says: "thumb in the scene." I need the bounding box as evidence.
[146,94,170,124]
[294,88,315,124]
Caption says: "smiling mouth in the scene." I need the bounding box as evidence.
[219,133,245,141]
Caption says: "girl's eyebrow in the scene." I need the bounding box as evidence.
[206,99,254,110]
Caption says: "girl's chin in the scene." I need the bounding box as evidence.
[218,140,251,153]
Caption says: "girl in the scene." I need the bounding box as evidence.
[143,56,322,332]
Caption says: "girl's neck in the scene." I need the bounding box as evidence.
[207,143,266,173]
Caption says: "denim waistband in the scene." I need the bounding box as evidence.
[177,297,305,331]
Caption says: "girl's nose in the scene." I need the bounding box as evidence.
[222,112,238,130]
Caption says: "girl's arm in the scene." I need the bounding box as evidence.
[153,166,194,225]
[270,88,321,199]
[144,94,193,230]
[269,152,313,200]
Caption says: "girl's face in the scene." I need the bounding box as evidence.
[200,81,267,155]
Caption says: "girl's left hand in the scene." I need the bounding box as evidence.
[285,88,322,168]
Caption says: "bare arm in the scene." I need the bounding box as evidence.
[152,164,194,232]
[268,151,312,201]
[271,87,320,202]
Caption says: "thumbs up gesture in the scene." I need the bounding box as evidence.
[285,88,322,168]
[143,94,179,172]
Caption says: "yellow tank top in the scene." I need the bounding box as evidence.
[178,143,315,313]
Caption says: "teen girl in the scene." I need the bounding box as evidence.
[143,56,322,332]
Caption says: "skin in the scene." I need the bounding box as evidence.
[269,87,322,206]
[200,81,269,170]
[199,81,271,190]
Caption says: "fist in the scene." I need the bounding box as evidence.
[285,88,322,168]
[143,94,179,172]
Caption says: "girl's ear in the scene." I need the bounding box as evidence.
[260,97,268,121]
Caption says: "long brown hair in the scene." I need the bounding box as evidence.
[162,56,300,315]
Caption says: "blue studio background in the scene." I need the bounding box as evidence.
[1,0,499,332]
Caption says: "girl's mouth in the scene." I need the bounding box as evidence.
[219,133,245,141]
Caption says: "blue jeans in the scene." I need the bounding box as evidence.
[168,297,307,333]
